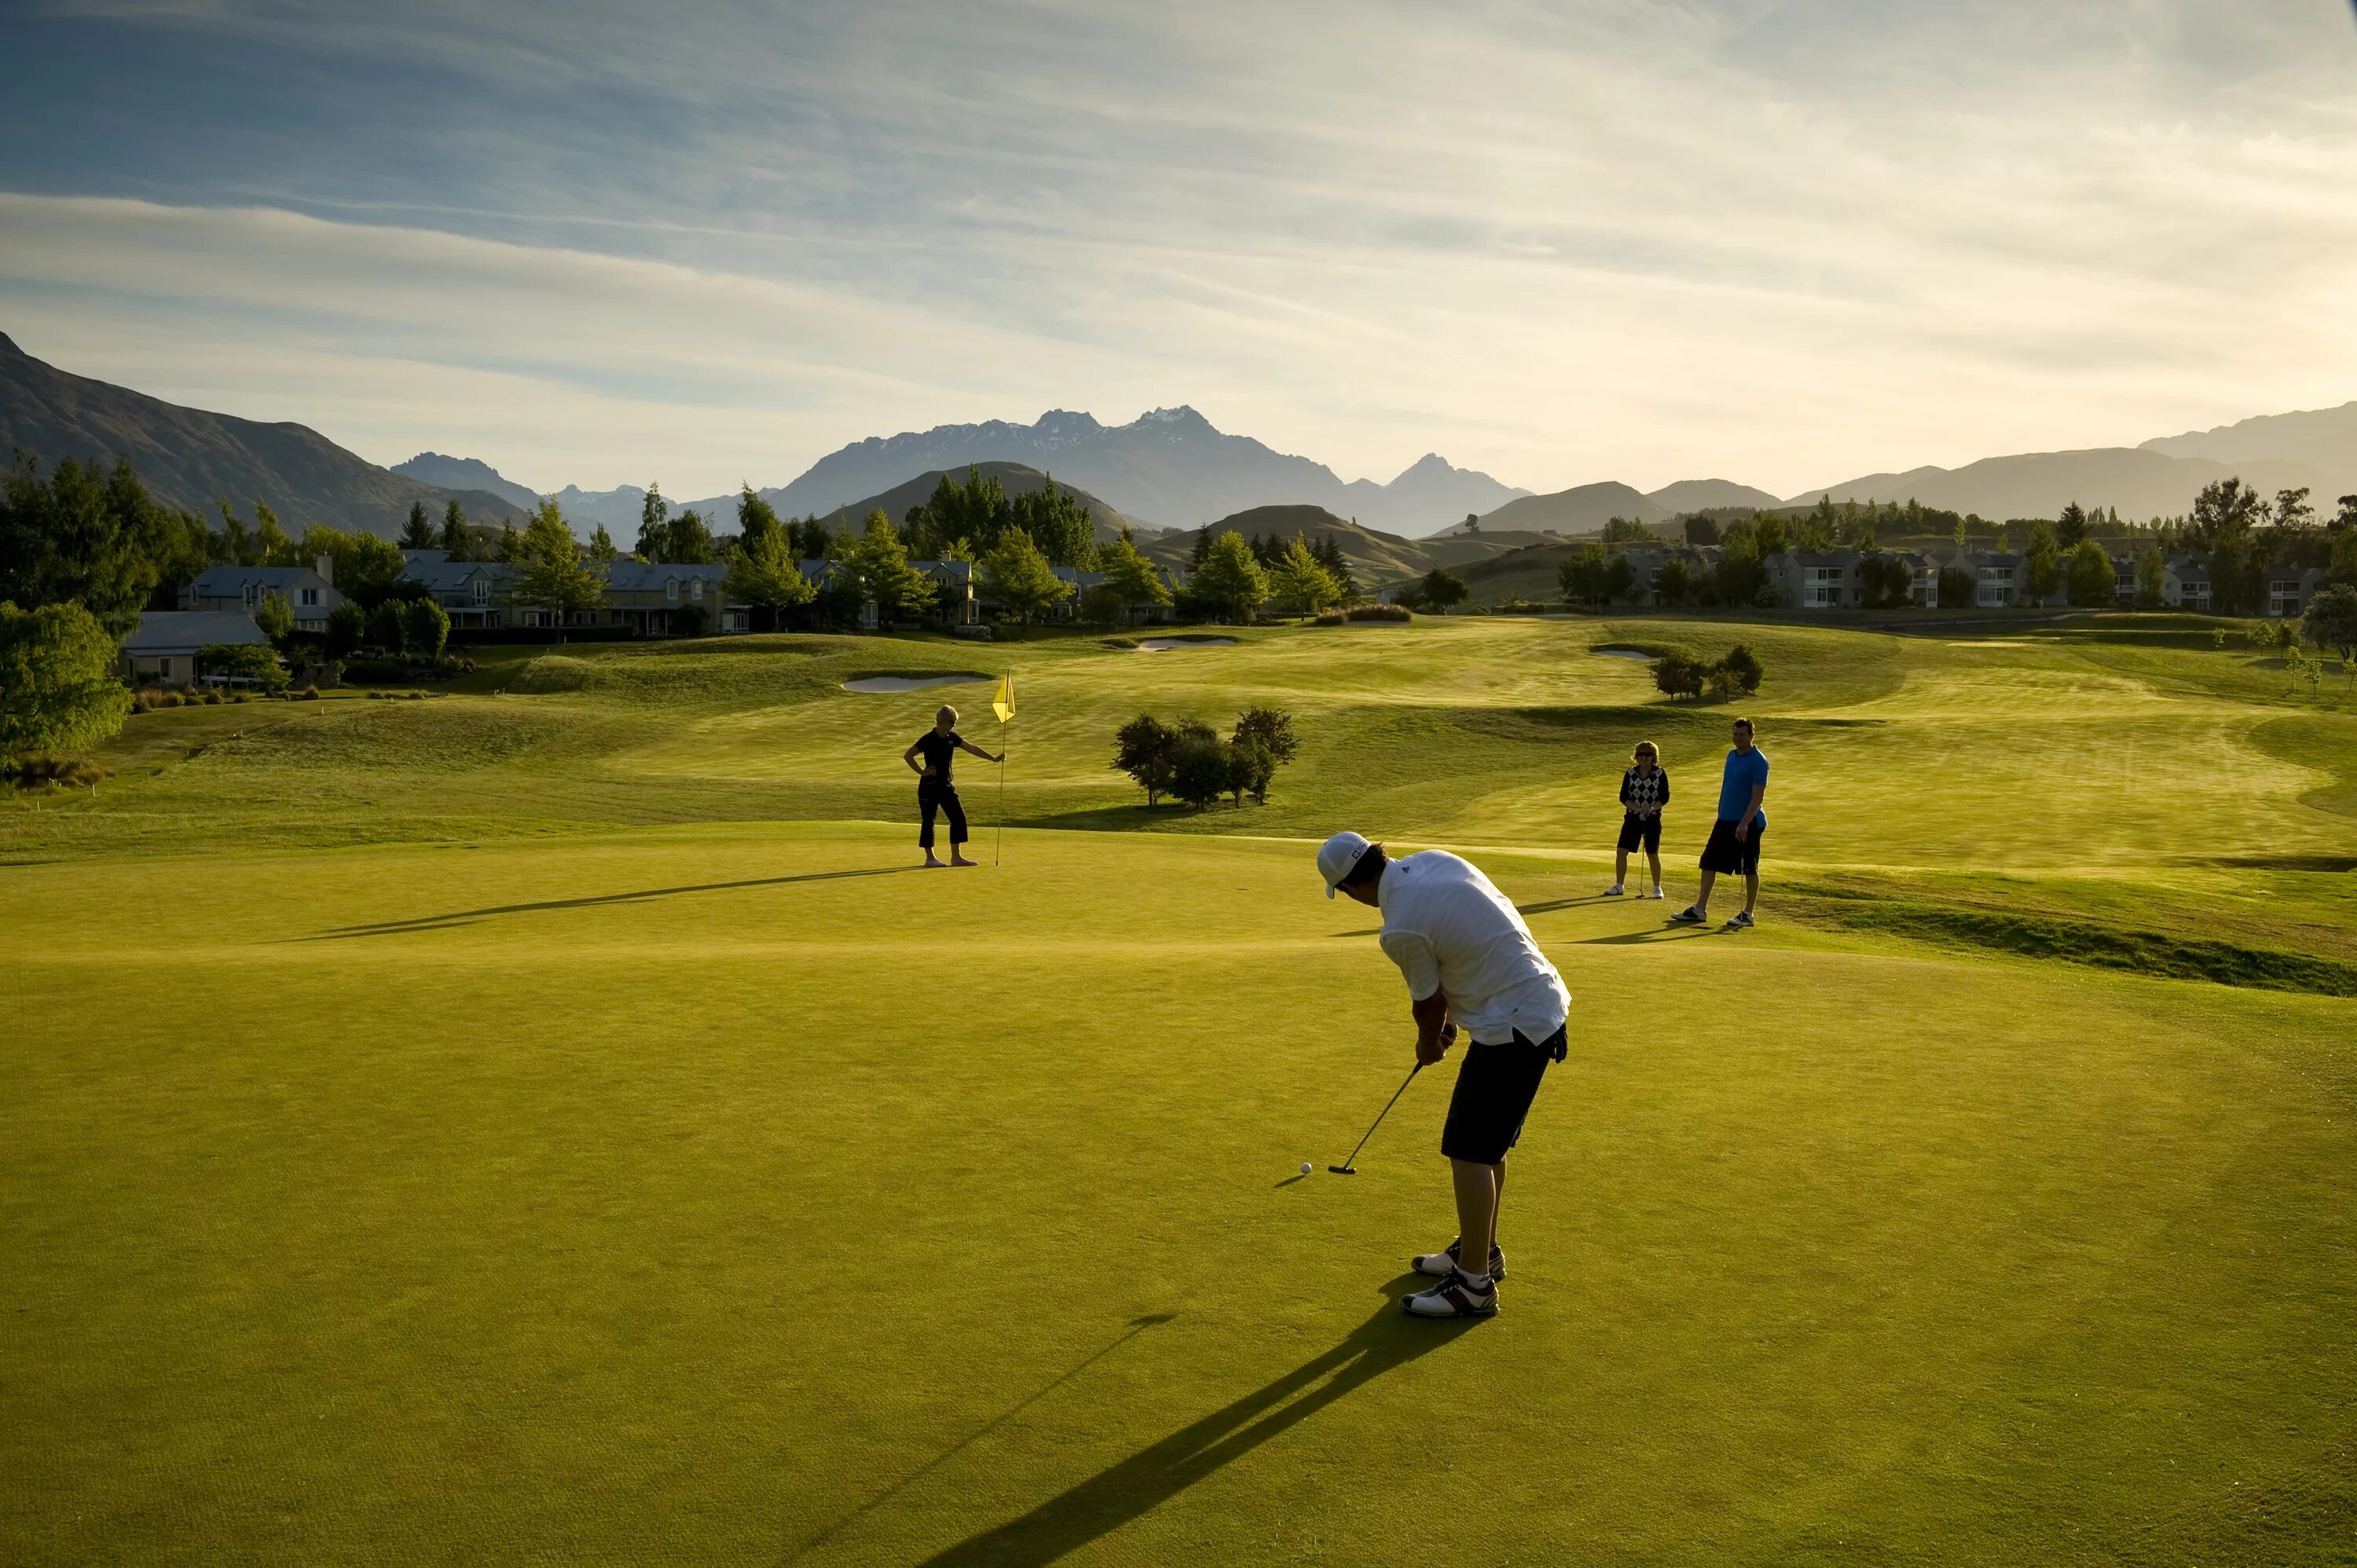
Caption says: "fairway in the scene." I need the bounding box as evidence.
[5,617,2355,1564]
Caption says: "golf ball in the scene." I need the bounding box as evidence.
[1300,1161,1313,1174]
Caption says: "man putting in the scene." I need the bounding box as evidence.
[1318,832,1570,1320]
[1670,716,1768,930]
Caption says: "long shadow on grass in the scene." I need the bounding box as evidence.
[302,866,922,941]
[915,1279,1472,1567]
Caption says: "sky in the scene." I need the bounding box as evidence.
[2,0,2355,500]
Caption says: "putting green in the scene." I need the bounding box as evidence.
[3,614,2354,1563]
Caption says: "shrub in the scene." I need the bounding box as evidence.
[1654,654,1703,698]
[406,689,427,700]
[197,641,288,692]
[1112,713,1179,805]
[1937,567,1975,609]
[302,686,320,701]
[4,753,108,789]
[1719,643,1765,696]
[1170,723,1233,810]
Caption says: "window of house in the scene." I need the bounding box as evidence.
[300,588,319,606]
[243,584,258,608]
[666,578,680,602]
[691,577,704,603]
[472,577,489,605]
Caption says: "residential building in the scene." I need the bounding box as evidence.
[398,554,522,631]
[2267,566,2329,618]
[2164,556,2210,612]
[1971,551,2023,609]
[180,559,343,631]
[600,559,736,635]
[1767,549,1861,610]
[2110,552,2139,606]
[119,611,269,686]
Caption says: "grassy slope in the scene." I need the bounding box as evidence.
[4,616,2355,1564]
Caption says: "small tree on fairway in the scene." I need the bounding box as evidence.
[253,589,295,648]
[1717,643,1764,697]
[1231,705,1296,802]
[399,597,450,661]
[1654,653,1703,699]
[2304,584,2357,688]
[1112,713,1179,806]
[2066,539,2114,607]
[0,601,134,757]
[1171,721,1232,811]
[981,526,1072,627]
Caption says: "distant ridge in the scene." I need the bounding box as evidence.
[766,406,1529,534]
[391,452,540,513]
[0,332,528,536]
[1787,446,2342,521]
[1474,480,1662,533]
[1646,478,1783,513]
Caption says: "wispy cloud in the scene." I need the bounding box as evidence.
[2,1,2353,498]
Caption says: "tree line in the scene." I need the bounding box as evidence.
[1112,706,1298,811]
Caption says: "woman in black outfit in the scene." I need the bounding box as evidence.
[902,704,1004,867]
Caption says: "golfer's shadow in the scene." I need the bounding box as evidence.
[917,1278,1472,1567]
[299,866,921,940]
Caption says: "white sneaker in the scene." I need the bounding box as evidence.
[1647,887,1666,899]
[1412,1238,1505,1281]
[1403,1269,1497,1319]
[1603,884,1624,897]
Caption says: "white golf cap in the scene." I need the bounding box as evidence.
[1317,830,1373,899]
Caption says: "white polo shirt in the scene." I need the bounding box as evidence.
[1376,851,1570,1046]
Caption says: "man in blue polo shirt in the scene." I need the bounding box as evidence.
[1669,716,1768,931]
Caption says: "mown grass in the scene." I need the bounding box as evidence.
[3,613,2354,1564]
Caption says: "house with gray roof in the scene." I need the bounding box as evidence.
[398,555,522,631]
[119,611,269,686]
[180,560,342,631]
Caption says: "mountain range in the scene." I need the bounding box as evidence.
[0,332,528,535]
[764,406,1531,533]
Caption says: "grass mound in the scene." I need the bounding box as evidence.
[1791,885,2357,996]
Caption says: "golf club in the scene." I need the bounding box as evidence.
[1328,1062,1421,1174]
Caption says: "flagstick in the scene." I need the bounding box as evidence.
[995,722,1006,866]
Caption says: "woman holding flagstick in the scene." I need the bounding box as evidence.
[903,703,1003,868]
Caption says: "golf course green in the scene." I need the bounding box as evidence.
[5,614,2354,1564]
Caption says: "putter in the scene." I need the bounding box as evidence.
[1328,1062,1422,1174]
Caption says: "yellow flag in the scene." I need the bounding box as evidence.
[992,676,1013,724]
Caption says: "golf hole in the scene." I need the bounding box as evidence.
[840,672,992,694]
[1135,637,1237,652]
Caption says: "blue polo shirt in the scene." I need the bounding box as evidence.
[1717,746,1768,825]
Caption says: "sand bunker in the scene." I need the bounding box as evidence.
[841,673,991,694]
[1135,637,1237,652]
[1593,647,1651,660]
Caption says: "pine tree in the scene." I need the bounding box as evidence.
[1188,531,1268,623]
[844,511,935,622]
[401,500,436,550]
[1269,536,1340,615]
[637,484,671,562]
[513,500,606,639]
[440,500,469,559]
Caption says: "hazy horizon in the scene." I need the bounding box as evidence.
[3,2,2354,500]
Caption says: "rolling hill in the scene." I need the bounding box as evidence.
[2140,401,2357,474]
[1646,478,1784,512]
[813,462,1153,543]
[1474,480,1663,533]
[0,332,528,535]
[1136,503,1539,587]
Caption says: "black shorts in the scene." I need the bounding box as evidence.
[1699,818,1763,875]
[1439,1024,1567,1164]
[1615,812,1662,854]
